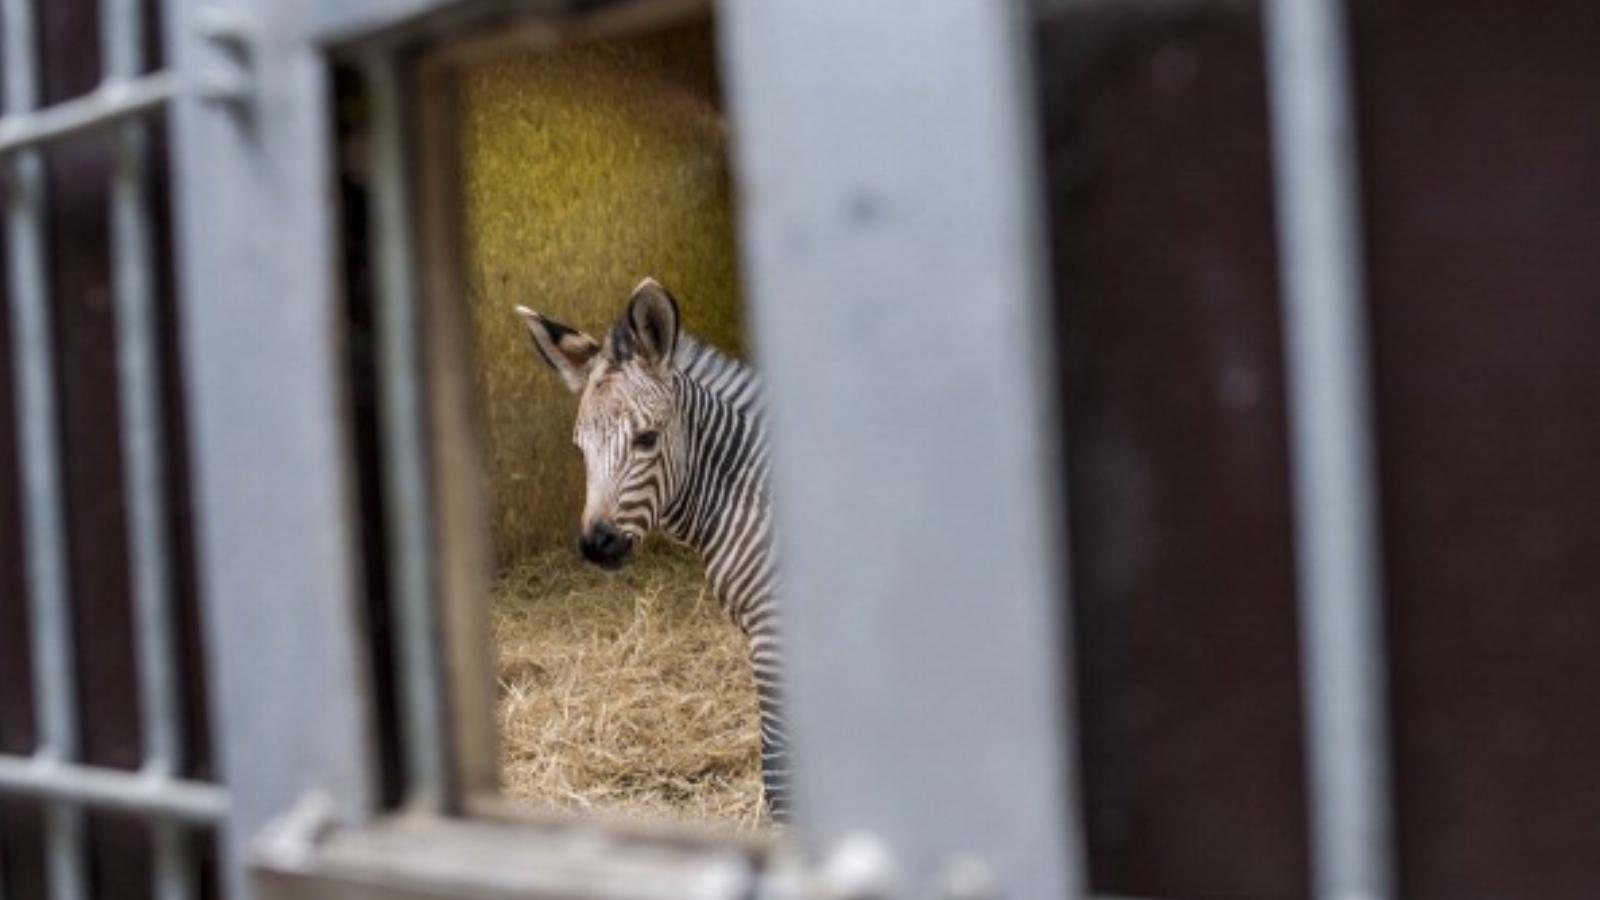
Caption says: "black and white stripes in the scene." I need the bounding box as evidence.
[661,339,788,816]
[517,278,790,818]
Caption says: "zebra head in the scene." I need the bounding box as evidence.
[515,278,683,570]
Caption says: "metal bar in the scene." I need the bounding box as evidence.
[3,0,89,897]
[0,757,227,825]
[363,52,451,811]
[1261,0,1395,898]
[102,0,142,80]
[110,111,187,782]
[101,0,198,896]
[163,2,381,896]
[0,73,176,156]
[253,814,758,900]
[721,0,1084,893]
[165,2,379,895]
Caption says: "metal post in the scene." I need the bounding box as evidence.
[101,0,198,895]
[720,0,1084,893]
[364,51,451,812]
[1261,0,1395,898]
[2,0,88,896]
[163,0,379,894]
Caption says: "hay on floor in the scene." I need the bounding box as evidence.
[492,542,766,829]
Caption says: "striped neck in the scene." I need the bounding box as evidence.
[673,335,765,417]
[660,337,772,597]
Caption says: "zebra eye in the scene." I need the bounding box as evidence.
[632,430,660,451]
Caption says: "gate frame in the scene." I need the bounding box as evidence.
[164,0,1085,897]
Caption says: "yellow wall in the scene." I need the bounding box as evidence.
[463,20,744,564]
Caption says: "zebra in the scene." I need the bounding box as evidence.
[514,277,790,819]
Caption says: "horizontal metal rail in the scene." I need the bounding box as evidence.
[0,756,228,825]
[0,72,175,156]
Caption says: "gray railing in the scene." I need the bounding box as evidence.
[1263,0,1396,898]
[0,0,1400,898]
[0,2,226,900]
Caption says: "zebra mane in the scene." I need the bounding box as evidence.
[673,333,765,418]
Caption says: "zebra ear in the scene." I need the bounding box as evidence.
[623,277,680,371]
[515,306,599,394]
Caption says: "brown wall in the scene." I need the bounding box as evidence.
[1037,6,1310,899]
[1040,1,1600,898]
[1353,1,1600,897]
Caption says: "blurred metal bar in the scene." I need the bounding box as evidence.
[312,0,473,45]
[252,813,760,900]
[102,0,142,79]
[2,0,89,890]
[164,1,377,894]
[108,0,180,799]
[2,0,89,897]
[721,0,1083,893]
[364,51,451,811]
[0,73,176,156]
[102,0,197,896]
[1261,0,1395,898]
[0,756,227,825]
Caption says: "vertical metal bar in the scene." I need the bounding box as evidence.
[363,51,450,811]
[1261,0,1395,898]
[101,0,197,895]
[721,0,1084,893]
[2,0,88,897]
[101,0,141,82]
[163,2,379,895]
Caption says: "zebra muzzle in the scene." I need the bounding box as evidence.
[578,521,634,570]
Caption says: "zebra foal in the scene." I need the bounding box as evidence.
[515,277,790,819]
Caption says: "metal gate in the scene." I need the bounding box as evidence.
[5,0,1599,898]
[1,1,221,899]
[0,0,1077,896]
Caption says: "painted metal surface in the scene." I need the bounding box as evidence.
[0,73,176,155]
[362,50,453,813]
[0,1,1472,898]
[1,0,90,895]
[0,758,226,826]
[0,0,217,895]
[102,0,200,894]
[1261,0,1394,897]
[720,0,1084,895]
[311,0,474,45]
[162,0,377,897]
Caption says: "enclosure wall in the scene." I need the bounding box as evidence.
[463,18,743,563]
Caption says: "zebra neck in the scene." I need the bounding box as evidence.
[662,340,774,618]
[673,335,765,416]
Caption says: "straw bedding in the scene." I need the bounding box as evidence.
[492,541,767,829]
